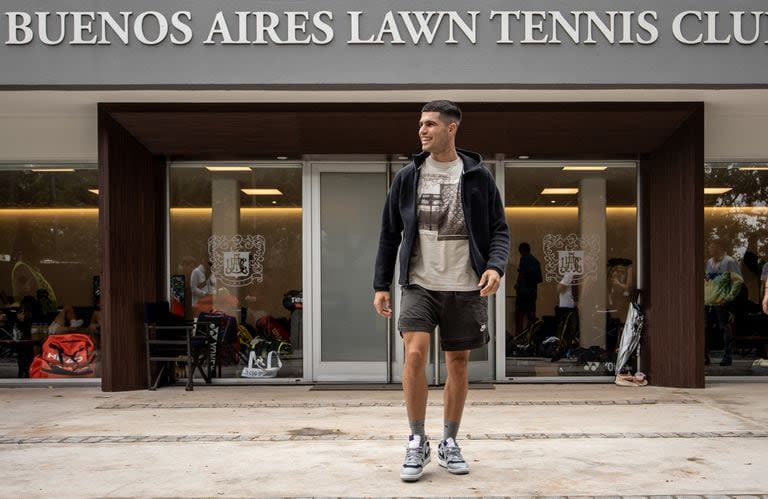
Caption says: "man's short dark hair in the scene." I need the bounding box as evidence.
[519,242,531,253]
[421,100,462,125]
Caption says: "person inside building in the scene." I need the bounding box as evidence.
[48,305,85,334]
[514,242,543,337]
[704,239,744,367]
[190,258,217,315]
[373,100,509,482]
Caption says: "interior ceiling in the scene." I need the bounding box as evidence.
[105,102,698,160]
[505,165,636,207]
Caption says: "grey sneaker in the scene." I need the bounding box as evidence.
[437,438,470,474]
[400,435,431,482]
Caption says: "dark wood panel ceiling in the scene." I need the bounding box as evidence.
[104,102,698,160]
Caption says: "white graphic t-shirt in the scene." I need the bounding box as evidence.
[409,156,477,292]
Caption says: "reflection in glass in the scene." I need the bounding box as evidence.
[704,163,768,376]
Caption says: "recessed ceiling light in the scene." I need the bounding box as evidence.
[541,188,579,195]
[518,155,530,160]
[562,166,608,171]
[271,201,278,205]
[738,166,768,171]
[241,188,283,196]
[31,168,75,173]
[704,187,732,195]
[205,166,252,172]
[88,189,99,195]
[397,155,409,161]
[550,200,556,204]
[276,156,288,160]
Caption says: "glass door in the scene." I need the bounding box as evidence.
[311,163,389,381]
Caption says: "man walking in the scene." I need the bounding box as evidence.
[373,100,509,482]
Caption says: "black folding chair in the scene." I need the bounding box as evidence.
[144,301,213,391]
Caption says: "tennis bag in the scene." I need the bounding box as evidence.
[30,333,96,378]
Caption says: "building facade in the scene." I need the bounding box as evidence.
[1,1,767,390]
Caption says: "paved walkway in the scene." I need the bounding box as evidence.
[0,382,766,498]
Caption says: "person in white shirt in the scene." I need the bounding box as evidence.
[190,260,216,308]
[558,271,576,309]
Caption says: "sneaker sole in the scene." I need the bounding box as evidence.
[437,456,470,475]
[400,456,430,482]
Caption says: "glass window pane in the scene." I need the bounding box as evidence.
[704,162,768,376]
[503,163,637,378]
[169,164,303,379]
[0,165,100,379]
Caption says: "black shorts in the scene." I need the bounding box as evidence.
[398,284,489,351]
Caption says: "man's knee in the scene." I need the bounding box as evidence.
[403,334,430,370]
[444,352,469,378]
[405,348,428,370]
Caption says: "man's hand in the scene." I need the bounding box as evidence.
[762,290,768,315]
[478,269,501,297]
[374,291,392,318]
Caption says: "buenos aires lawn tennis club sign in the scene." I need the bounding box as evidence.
[3,0,768,86]
[5,9,768,46]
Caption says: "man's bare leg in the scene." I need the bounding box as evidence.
[399,332,432,481]
[439,349,471,474]
[402,332,431,431]
[443,349,470,434]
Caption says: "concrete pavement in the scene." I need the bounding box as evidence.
[0,382,767,498]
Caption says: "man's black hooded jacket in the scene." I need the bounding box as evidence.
[373,149,510,292]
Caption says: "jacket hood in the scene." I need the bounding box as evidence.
[412,148,484,173]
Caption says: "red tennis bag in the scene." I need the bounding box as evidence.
[30,333,96,378]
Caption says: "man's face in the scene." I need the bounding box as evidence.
[418,111,456,153]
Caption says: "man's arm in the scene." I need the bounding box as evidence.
[373,171,404,292]
[485,172,510,277]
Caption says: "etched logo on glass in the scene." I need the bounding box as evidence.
[543,234,599,284]
[208,235,266,287]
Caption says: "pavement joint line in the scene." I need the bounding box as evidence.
[1,431,767,445]
[92,399,697,410]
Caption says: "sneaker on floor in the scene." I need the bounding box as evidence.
[437,438,470,475]
[400,434,431,482]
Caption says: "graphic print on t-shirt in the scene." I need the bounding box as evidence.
[417,173,468,241]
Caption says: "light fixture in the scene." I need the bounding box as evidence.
[550,200,556,204]
[541,188,579,195]
[397,155,409,160]
[205,166,252,172]
[271,201,278,205]
[704,187,733,195]
[518,155,530,160]
[31,168,75,173]
[562,166,608,171]
[738,166,768,171]
[241,188,283,196]
[276,156,288,160]
[88,189,99,195]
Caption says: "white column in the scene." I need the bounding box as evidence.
[211,176,240,300]
[578,177,607,348]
